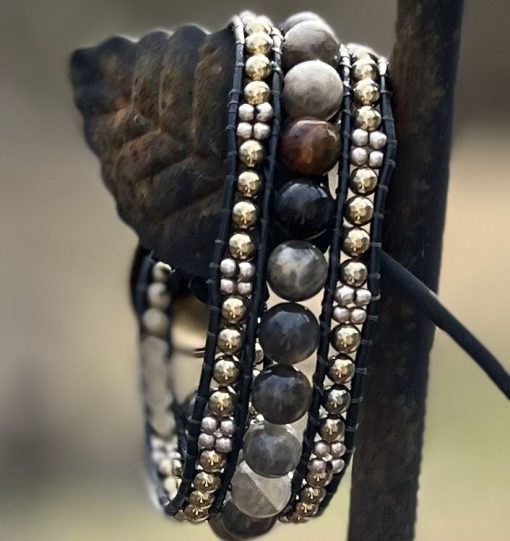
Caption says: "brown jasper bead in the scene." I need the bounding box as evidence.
[281,118,341,176]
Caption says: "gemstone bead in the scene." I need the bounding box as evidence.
[252,364,312,424]
[244,422,301,477]
[267,240,328,301]
[282,20,339,71]
[275,179,333,239]
[283,60,343,120]
[259,303,319,365]
[281,118,341,176]
[231,461,292,518]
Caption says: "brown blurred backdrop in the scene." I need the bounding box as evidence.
[0,1,509,540]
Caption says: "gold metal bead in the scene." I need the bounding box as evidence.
[343,228,371,257]
[300,485,326,505]
[353,78,380,105]
[245,53,272,80]
[229,232,255,260]
[295,501,319,518]
[328,354,356,384]
[289,512,309,523]
[237,170,262,198]
[245,31,273,55]
[221,295,247,324]
[188,490,213,508]
[244,80,271,105]
[352,59,379,81]
[209,387,235,416]
[245,17,272,35]
[239,139,264,167]
[194,471,220,493]
[341,260,368,287]
[217,326,243,354]
[355,106,382,131]
[232,200,258,230]
[349,167,378,194]
[306,468,334,487]
[346,196,374,225]
[183,504,208,523]
[332,323,361,354]
[324,385,351,414]
[199,449,226,473]
[213,355,240,385]
[319,416,345,443]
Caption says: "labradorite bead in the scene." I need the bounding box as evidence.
[268,241,327,301]
[244,422,301,478]
[275,179,333,239]
[259,302,319,365]
[281,118,341,176]
[209,498,276,540]
[252,364,312,424]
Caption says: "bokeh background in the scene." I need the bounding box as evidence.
[1,1,509,539]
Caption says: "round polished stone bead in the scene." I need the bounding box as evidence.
[232,200,258,230]
[252,364,312,424]
[279,11,323,33]
[259,303,319,365]
[346,196,374,225]
[238,261,255,280]
[244,81,270,105]
[341,260,368,287]
[245,53,272,81]
[282,21,338,71]
[221,296,247,324]
[220,278,236,294]
[267,240,327,301]
[275,179,333,239]
[245,31,274,55]
[324,385,351,414]
[343,228,371,257]
[283,60,343,120]
[353,78,380,105]
[328,354,356,384]
[349,167,378,194]
[231,461,292,518]
[244,422,301,477]
[209,498,277,540]
[319,416,345,443]
[355,106,382,131]
[334,284,355,306]
[332,324,361,354]
[237,170,262,198]
[281,118,341,176]
[229,233,255,260]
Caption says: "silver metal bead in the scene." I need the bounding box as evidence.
[333,306,350,323]
[220,418,236,436]
[238,103,255,122]
[256,101,273,122]
[355,288,372,306]
[314,440,331,459]
[220,258,237,278]
[351,128,369,146]
[220,278,236,294]
[253,122,271,140]
[152,261,172,282]
[147,282,171,310]
[198,432,216,450]
[350,307,367,324]
[142,308,169,337]
[350,146,369,166]
[331,458,346,473]
[330,441,347,458]
[215,436,233,453]
[369,150,384,168]
[238,261,255,280]
[334,285,355,306]
[346,196,374,226]
[309,458,328,474]
[157,457,174,476]
[369,130,387,149]
[163,475,178,496]
[236,280,253,296]
[201,415,219,435]
[324,385,351,414]
[237,121,253,139]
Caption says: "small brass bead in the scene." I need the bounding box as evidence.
[213,355,240,385]
[245,53,272,80]
[244,80,271,105]
[306,468,333,487]
[232,200,258,230]
[355,106,382,131]
[353,78,380,105]
[217,326,243,354]
[319,416,345,443]
[229,232,255,261]
[237,170,262,198]
[208,387,235,417]
[346,196,374,225]
[332,323,361,354]
[199,449,226,473]
[324,385,351,414]
[188,490,213,508]
[245,31,273,55]
[289,512,309,523]
[352,59,379,81]
[239,139,264,167]
[183,504,208,523]
[328,354,355,384]
[343,228,371,257]
[296,501,319,518]
[194,471,220,493]
[300,485,326,505]
[221,296,247,324]
[245,17,272,35]
[349,167,378,194]
[341,260,368,287]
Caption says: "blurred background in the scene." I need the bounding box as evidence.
[1,1,509,539]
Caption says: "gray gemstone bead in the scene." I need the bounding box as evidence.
[283,60,343,121]
[268,240,328,301]
[231,461,292,519]
[244,422,301,478]
[279,11,323,34]
[252,364,312,424]
[282,21,339,71]
[259,302,319,365]
[209,497,276,540]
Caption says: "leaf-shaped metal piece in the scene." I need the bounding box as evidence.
[70,26,235,277]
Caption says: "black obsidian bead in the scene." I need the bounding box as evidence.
[275,179,333,239]
[252,364,312,424]
[259,302,319,365]
[209,497,276,540]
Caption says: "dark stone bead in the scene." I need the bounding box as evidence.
[259,303,319,365]
[281,118,341,176]
[252,364,312,424]
[275,179,333,239]
[244,422,302,478]
[209,497,276,540]
[279,12,323,34]
[268,241,327,301]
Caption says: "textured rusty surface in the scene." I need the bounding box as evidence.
[70,26,235,277]
[347,1,464,540]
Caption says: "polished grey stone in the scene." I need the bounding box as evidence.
[244,422,301,478]
[268,240,328,301]
[252,364,312,424]
[279,11,323,34]
[258,302,319,365]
